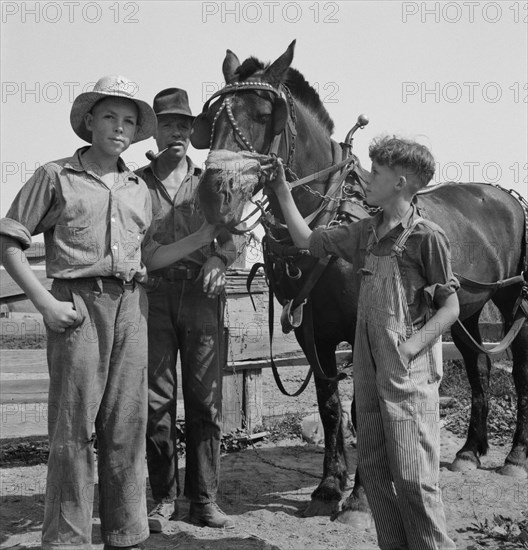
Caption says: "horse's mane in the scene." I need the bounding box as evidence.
[236,57,335,135]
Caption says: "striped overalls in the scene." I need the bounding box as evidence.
[354,219,456,550]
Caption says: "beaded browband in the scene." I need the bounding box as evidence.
[200,81,282,113]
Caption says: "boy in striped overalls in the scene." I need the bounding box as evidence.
[263,136,459,550]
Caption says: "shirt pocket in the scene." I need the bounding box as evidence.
[53,225,100,266]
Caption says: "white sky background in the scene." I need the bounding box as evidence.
[1,0,527,223]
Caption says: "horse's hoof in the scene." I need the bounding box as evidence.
[302,499,338,517]
[335,508,373,529]
[498,462,528,478]
[449,453,479,472]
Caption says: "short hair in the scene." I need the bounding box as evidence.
[369,136,435,188]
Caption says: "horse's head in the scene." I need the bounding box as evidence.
[192,41,296,228]
[192,40,335,229]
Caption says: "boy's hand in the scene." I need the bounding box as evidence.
[42,297,79,333]
[260,157,290,195]
[397,341,418,367]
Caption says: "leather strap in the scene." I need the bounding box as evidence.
[456,273,525,290]
[268,284,314,396]
[454,299,527,356]
[246,261,313,396]
[291,256,333,311]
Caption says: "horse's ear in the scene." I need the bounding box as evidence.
[264,40,296,86]
[223,49,241,83]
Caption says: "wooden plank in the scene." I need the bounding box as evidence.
[243,368,263,431]
[1,349,48,373]
[221,370,244,433]
[225,293,301,361]
[0,380,49,403]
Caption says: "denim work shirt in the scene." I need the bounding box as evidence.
[0,147,152,282]
[137,157,230,269]
[309,204,460,328]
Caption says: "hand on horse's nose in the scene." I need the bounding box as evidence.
[220,188,232,206]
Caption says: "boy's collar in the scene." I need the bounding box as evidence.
[368,199,419,234]
[65,147,139,183]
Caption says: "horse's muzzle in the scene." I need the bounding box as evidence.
[198,168,242,227]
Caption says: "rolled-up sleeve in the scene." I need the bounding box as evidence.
[141,226,162,268]
[0,165,57,249]
[309,222,363,263]
[421,228,460,305]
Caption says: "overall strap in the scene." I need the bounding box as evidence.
[391,217,424,256]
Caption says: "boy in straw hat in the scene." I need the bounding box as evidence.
[0,76,217,549]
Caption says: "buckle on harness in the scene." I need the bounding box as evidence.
[281,299,307,334]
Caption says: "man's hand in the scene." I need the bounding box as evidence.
[197,219,220,242]
[260,156,290,195]
[42,297,78,333]
[200,256,226,297]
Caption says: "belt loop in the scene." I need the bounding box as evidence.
[95,276,103,294]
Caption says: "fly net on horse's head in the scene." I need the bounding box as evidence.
[197,149,269,228]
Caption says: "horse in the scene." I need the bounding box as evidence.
[191,40,528,522]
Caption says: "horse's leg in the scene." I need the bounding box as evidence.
[299,340,348,517]
[495,291,528,478]
[450,310,491,471]
[335,395,372,528]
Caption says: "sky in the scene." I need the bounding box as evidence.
[1,0,527,223]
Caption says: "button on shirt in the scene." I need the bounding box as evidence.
[0,147,152,281]
[309,204,460,328]
[137,157,215,269]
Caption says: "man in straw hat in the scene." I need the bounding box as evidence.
[0,75,219,549]
[136,88,236,532]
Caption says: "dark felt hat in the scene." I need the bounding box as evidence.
[153,88,194,118]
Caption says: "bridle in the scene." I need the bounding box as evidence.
[202,81,294,162]
[195,80,365,234]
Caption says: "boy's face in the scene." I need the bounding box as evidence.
[366,161,402,207]
[85,97,139,156]
[155,114,192,163]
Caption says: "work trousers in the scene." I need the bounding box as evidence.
[42,278,149,549]
[145,276,225,504]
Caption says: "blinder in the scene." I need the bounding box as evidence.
[190,112,212,149]
[272,97,287,135]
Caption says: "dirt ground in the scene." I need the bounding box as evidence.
[1,366,527,550]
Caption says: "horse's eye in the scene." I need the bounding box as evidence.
[256,113,272,123]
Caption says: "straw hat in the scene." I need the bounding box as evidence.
[70,75,157,143]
